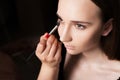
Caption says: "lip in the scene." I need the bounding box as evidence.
[64,45,75,50]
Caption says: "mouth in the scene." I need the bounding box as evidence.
[64,44,75,50]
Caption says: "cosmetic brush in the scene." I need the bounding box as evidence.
[45,25,58,38]
[49,25,58,35]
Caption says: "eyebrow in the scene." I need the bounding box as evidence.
[56,13,92,25]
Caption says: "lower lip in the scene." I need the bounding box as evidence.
[65,45,75,50]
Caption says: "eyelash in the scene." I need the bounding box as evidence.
[75,24,86,30]
[56,19,86,30]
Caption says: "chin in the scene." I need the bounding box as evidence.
[66,49,82,55]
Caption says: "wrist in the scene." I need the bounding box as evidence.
[41,64,60,70]
[38,64,59,80]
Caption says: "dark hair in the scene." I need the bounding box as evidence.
[92,0,120,60]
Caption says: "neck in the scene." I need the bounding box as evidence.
[81,46,109,65]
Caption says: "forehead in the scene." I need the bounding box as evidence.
[57,0,101,22]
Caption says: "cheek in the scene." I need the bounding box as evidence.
[74,29,102,49]
[85,25,102,42]
[84,33,100,44]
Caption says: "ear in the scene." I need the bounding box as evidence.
[102,18,113,36]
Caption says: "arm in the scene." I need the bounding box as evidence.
[35,33,62,80]
[37,64,59,80]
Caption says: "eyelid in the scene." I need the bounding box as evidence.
[57,18,63,22]
[76,23,85,26]
[75,23,86,30]
[57,17,88,30]
[56,13,63,21]
[57,18,62,23]
[57,18,63,26]
[74,22,85,27]
[57,18,64,24]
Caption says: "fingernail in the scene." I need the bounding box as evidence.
[45,33,50,38]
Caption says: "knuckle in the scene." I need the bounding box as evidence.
[40,35,44,40]
[41,56,46,62]
[47,36,55,44]
[47,40,52,45]
[35,49,40,56]
[35,51,38,56]
[53,39,58,46]
[35,51,41,59]
[46,57,55,63]
[37,43,43,48]
[37,43,45,50]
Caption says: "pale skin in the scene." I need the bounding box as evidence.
[36,0,120,80]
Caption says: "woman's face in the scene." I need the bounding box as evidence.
[57,0,104,54]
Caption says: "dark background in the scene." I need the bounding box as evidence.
[0,0,58,80]
[0,0,58,46]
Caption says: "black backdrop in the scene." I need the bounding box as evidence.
[0,0,58,47]
[0,0,58,80]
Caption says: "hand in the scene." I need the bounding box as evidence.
[35,33,62,68]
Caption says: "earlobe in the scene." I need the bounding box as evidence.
[102,18,113,36]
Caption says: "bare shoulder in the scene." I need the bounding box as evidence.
[109,60,120,74]
[112,61,120,80]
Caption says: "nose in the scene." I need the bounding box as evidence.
[60,25,72,42]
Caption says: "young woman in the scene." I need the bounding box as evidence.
[35,0,120,80]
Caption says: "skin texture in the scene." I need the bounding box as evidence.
[36,33,62,80]
[36,0,120,80]
[57,0,110,55]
